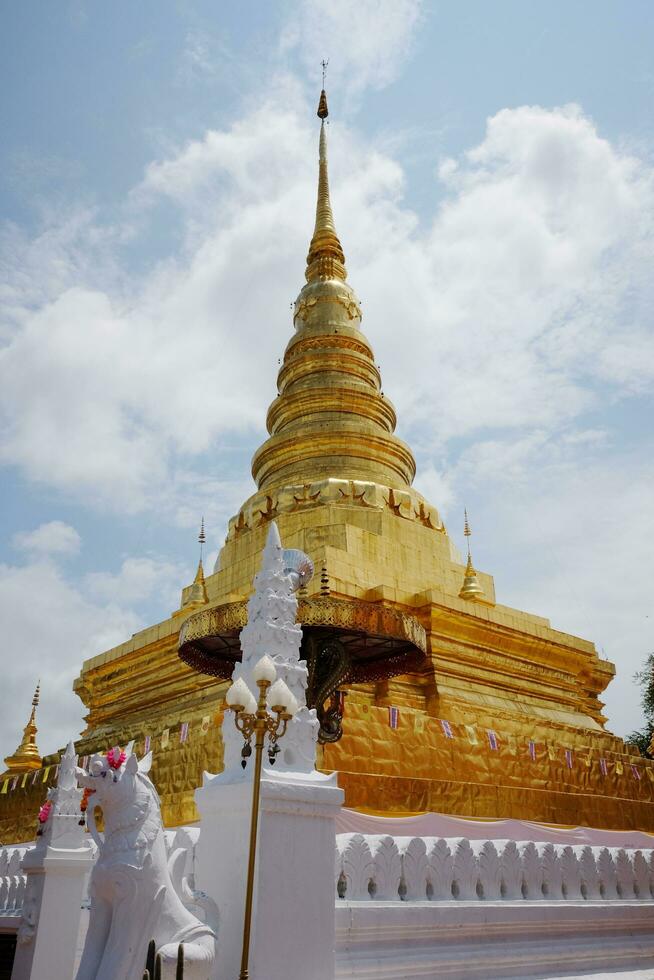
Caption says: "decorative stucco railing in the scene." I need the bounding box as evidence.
[335,833,654,902]
[0,830,194,929]
[0,846,30,919]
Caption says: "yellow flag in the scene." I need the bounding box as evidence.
[583,754,592,768]
[42,766,51,783]
[547,745,557,761]
[161,728,170,750]
[0,780,8,795]
[414,714,426,734]
[615,760,624,775]
[465,725,478,745]
[200,715,211,735]
[21,772,29,788]
[646,767,654,782]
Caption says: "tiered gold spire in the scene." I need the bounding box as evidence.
[459,509,486,602]
[250,87,416,493]
[180,519,209,611]
[3,683,42,776]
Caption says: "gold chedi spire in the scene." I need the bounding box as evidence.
[250,88,416,494]
[306,89,346,283]
[459,509,486,602]
[3,683,42,776]
[180,519,209,611]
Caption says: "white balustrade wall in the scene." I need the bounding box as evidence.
[5,829,654,980]
[335,833,654,903]
[0,847,30,922]
[333,834,654,978]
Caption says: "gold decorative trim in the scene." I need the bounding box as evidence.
[266,386,397,435]
[252,428,417,490]
[226,479,443,541]
[285,334,372,360]
[276,347,381,393]
[179,596,427,653]
[294,291,362,324]
[298,596,427,653]
[179,600,247,648]
[179,596,427,657]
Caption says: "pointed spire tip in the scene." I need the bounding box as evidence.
[306,84,346,282]
[264,521,282,553]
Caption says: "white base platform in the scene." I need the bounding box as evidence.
[554,974,654,980]
[335,901,654,980]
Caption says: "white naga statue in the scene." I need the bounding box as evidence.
[75,746,216,980]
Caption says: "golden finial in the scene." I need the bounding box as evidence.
[198,516,206,563]
[306,71,346,283]
[177,521,209,612]
[459,509,486,602]
[2,682,42,776]
[318,62,329,118]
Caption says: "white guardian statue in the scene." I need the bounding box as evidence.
[75,746,216,980]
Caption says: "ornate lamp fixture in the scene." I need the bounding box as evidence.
[225,655,296,980]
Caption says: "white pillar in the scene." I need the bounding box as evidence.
[11,743,95,980]
[12,846,93,980]
[196,769,343,980]
[195,523,344,980]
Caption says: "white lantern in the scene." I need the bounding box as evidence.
[252,655,277,684]
[243,691,258,716]
[267,678,294,713]
[225,677,251,710]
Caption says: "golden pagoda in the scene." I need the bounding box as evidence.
[458,511,486,602]
[2,684,42,777]
[176,520,209,615]
[1,89,652,843]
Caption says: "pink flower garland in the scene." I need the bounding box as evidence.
[106,747,126,770]
[38,800,52,824]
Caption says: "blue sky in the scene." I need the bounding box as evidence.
[1,0,653,759]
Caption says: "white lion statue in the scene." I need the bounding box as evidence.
[75,745,216,980]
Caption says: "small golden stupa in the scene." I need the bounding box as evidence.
[176,520,209,615]
[1,88,652,843]
[458,511,486,603]
[2,684,42,777]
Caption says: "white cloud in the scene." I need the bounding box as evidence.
[461,445,654,739]
[85,555,186,607]
[0,551,193,762]
[4,99,650,522]
[360,104,654,447]
[0,559,137,761]
[13,521,81,556]
[281,0,423,97]
[413,463,455,518]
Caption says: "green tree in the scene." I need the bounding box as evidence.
[627,653,654,758]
